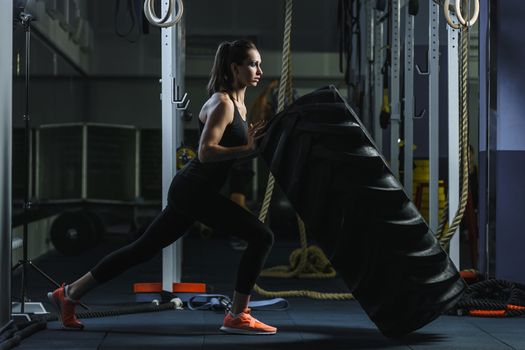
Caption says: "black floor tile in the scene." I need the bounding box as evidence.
[8,235,525,350]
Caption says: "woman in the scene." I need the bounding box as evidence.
[48,39,277,335]
[228,79,280,210]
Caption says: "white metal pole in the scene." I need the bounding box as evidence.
[403,4,415,199]
[428,2,440,233]
[161,1,182,291]
[390,0,401,178]
[1,0,13,329]
[447,19,460,268]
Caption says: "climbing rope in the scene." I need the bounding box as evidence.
[143,0,183,27]
[443,0,479,29]
[257,0,293,238]
[257,220,337,281]
[254,0,353,300]
[436,198,449,239]
[437,1,477,249]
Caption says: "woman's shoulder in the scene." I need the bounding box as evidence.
[202,92,235,123]
[207,93,234,112]
[209,91,233,105]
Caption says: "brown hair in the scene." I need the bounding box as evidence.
[207,39,257,96]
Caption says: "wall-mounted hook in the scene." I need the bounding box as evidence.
[415,108,426,119]
[172,80,190,111]
[172,82,186,104]
[416,64,429,76]
[415,51,430,76]
[176,98,190,111]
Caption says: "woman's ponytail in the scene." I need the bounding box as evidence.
[207,41,233,96]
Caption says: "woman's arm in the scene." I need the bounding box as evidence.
[198,96,254,163]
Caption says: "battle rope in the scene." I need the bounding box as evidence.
[38,299,183,323]
[436,1,477,249]
[0,320,46,350]
[143,0,183,27]
[253,0,353,300]
[452,279,525,317]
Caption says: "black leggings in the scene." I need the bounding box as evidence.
[90,175,274,295]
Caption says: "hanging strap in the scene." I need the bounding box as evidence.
[187,294,289,311]
[115,0,141,42]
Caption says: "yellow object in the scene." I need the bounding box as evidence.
[382,88,391,113]
[176,146,196,170]
[412,160,447,223]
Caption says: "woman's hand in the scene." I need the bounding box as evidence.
[246,120,268,151]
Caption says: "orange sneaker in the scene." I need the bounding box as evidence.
[47,284,84,330]
[220,308,277,335]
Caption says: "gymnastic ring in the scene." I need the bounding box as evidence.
[455,0,479,27]
[444,0,461,29]
[143,0,184,28]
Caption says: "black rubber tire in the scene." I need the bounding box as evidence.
[259,86,466,337]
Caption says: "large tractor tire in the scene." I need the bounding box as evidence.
[258,86,465,337]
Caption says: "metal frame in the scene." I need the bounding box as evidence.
[482,0,496,278]
[428,2,440,233]
[35,122,139,204]
[373,8,384,150]
[135,129,141,199]
[1,0,13,329]
[11,12,53,316]
[362,0,374,130]
[390,0,401,178]
[82,124,88,199]
[447,17,460,267]
[35,129,40,199]
[403,3,415,199]
[161,2,184,291]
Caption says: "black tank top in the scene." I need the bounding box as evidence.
[178,96,248,190]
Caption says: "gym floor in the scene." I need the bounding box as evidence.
[11,234,525,350]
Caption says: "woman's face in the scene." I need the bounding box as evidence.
[232,49,263,88]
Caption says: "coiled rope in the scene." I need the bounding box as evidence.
[143,0,183,27]
[254,0,353,300]
[436,2,476,249]
[453,279,525,317]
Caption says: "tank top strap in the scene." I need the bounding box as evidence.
[227,93,241,121]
